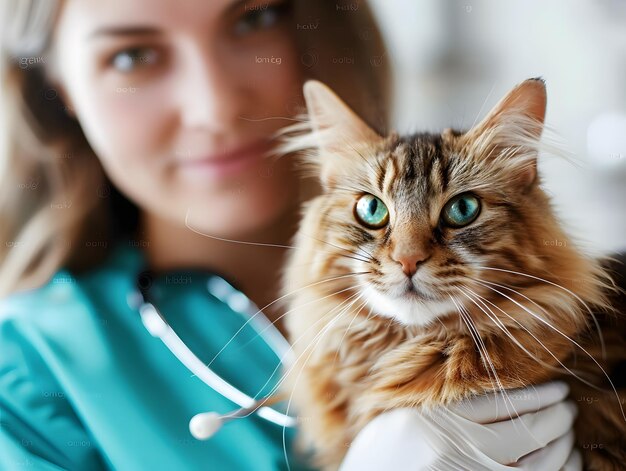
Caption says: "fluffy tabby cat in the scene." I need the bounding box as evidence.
[277,78,626,470]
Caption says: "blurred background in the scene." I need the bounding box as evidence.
[368,0,626,256]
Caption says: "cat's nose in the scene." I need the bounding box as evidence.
[393,251,430,277]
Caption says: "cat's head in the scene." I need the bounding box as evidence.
[282,78,608,329]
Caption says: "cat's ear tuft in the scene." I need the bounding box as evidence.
[469,78,547,139]
[463,78,547,191]
[299,80,384,189]
[303,80,383,153]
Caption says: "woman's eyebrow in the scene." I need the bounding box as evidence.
[87,0,254,41]
[226,0,251,14]
[88,26,163,41]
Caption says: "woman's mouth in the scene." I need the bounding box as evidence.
[176,139,271,180]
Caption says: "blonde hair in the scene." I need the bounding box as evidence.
[0,0,391,297]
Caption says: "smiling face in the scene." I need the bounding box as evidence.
[47,0,304,237]
[292,79,561,327]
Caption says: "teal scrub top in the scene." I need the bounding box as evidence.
[0,239,318,471]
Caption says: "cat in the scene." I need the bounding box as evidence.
[277,78,626,471]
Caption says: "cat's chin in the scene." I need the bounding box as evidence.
[361,285,458,328]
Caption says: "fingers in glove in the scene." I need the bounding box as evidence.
[462,400,578,464]
[561,448,582,471]
[511,429,576,471]
[338,408,440,471]
[449,381,570,424]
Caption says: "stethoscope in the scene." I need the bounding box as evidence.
[128,268,298,440]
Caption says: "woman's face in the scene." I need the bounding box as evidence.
[50,0,303,237]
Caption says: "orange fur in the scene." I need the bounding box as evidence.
[278,80,626,470]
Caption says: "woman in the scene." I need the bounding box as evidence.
[0,0,583,469]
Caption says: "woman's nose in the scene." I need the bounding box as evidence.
[176,46,244,132]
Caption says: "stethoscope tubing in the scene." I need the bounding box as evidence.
[132,270,298,436]
[138,300,296,428]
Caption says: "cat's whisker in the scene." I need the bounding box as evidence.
[363,305,375,323]
[468,81,497,131]
[234,283,361,354]
[281,291,362,383]
[461,285,596,387]
[229,285,365,425]
[218,298,358,457]
[461,286,560,372]
[249,287,367,417]
[461,314,525,435]
[299,231,375,263]
[278,291,365,454]
[300,230,376,264]
[473,280,603,388]
[297,231,377,265]
[384,316,396,330]
[472,279,596,364]
[458,286,581,441]
[460,293,527,422]
[269,292,361,470]
[353,245,377,264]
[477,277,607,360]
[450,295,518,424]
[476,265,607,358]
[203,271,369,368]
[450,297,502,401]
[239,115,303,122]
[456,307,518,426]
[473,280,626,422]
[185,208,373,265]
[279,311,353,468]
[456,300,564,449]
[455,306,487,372]
[476,279,552,316]
[459,287,540,383]
[331,297,369,367]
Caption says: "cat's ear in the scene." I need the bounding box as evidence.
[300,80,384,189]
[303,80,383,153]
[463,78,547,189]
[275,81,382,190]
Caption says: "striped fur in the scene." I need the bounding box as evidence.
[279,80,626,470]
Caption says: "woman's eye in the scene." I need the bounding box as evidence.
[441,193,481,228]
[234,2,290,36]
[354,194,389,229]
[110,47,158,73]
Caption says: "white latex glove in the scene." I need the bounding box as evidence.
[339,381,582,471]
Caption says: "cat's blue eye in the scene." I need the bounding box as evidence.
[354,194,389,229]
[441,193,481,228]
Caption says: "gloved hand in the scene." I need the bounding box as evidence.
[339,381,581,471]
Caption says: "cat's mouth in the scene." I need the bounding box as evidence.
[362,281,457,327]
[403,280,436,301]
[405,289,426,301]
[405,286,425,300]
